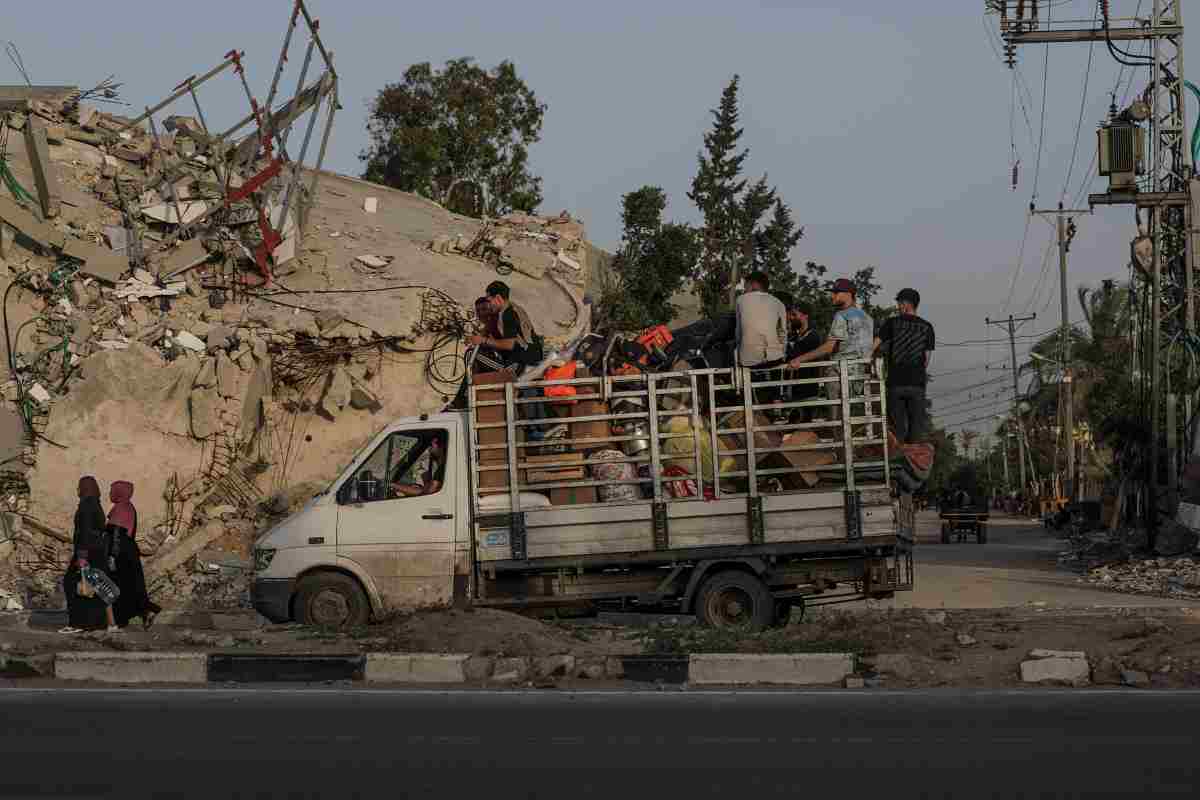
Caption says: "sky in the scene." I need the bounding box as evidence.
[4,0,1159,437]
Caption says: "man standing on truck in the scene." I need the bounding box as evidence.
[873,288,935,444]
[778,295,822,423]
[467,280,548,435]
[786,278,874,422]
[735,271,787,406]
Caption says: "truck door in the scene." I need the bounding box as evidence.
[335,424,456,610]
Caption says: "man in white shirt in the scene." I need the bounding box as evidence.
[736,271,788,407]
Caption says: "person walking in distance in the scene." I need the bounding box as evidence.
[873,288,935,444]
[787,278,874,423]
[735,271,787,407]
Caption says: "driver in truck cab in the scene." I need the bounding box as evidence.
[390,432,447,498]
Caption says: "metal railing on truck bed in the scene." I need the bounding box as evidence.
[467,357,910,566]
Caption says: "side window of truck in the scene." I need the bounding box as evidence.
[341,431,446,504]
[344,433,416,504]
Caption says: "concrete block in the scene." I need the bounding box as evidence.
[844,676,866,689]
[55,651,207,683]
[1121,669,1150,687]
[689,653,855,686]
[535,654,575,679]
[1029,649,1087,660]
[491,657,530,683]
[464,656,493,682]
[23,119,60,219]
[604,656,625,679]
[1020,657,1090,686]
[364,653,469,684]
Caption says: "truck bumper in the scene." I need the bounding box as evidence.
[251,578,295,623]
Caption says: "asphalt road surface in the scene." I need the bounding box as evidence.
[2,688,1197,798]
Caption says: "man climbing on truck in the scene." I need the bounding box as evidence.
[786,277,874,422]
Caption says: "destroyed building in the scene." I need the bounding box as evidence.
[0,5,599,610]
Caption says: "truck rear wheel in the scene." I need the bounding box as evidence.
[295,572,370,629]
[696,570,774,630]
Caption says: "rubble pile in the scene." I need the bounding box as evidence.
[0,12,595,611]
[1082,556,1200,600]
[1056,527,1149,572]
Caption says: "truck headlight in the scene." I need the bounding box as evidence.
[253,547,276,572]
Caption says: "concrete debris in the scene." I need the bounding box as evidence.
[174,331,206,353]
[955,633,978,647]
[355,254,391,269]
[1022,649,1091,687]
[320,366,352,416]
[188,389,218,439]
[215,351,239,399]
[24,120,61,219]
[206,324,234,352]
[0,21,600,616]
[193,357,217,389]
[1081,556,1200,600]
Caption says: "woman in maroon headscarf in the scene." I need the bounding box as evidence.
[107,480,161,628]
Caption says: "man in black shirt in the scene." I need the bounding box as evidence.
[468,280,544,371]
[467,280,548,434]
[873,288,935,443]
[778,295,823,423]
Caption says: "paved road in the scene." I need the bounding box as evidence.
[2,688,1197,798]
[885,512,1200,609]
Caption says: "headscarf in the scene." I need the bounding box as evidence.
[108,480,137,537]
[78,476,100,499]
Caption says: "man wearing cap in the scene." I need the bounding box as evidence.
[787,278,874,421]
[873,288,935,443]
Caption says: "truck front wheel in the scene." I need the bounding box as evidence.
[294,572,370,628]
[695,570,774,630]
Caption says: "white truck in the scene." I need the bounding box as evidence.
[251,358,914,628]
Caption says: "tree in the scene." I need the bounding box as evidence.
[689,76,749,317]
[755,198,804,298]
[596,186,701,331]
[360,58,546,217]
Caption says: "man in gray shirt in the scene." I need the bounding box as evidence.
[736,271,787,407]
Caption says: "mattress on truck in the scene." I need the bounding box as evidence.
[475,488,896,563]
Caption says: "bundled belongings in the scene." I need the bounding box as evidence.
[591,449,639,503]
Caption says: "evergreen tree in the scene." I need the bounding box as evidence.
[689,76,749,318]
[755,198,804,298]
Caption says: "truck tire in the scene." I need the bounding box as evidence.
[940,524,951,544]
[294,572,370,629]
[696,570,774,630]
[978,524,988,545]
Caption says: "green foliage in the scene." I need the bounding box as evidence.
[596,186,701,331]
[755,198,804,297]
[360,58,546,217]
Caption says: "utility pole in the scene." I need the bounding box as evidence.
[1031,204,1090,504]
[987,313,1036,494]
[995,1,1190,542]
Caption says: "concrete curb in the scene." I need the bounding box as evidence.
[365,653,469,684]
[688,653,855,686]
[38,651,859,686]
[54,652,208,683]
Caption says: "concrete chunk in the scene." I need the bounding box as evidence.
[0,194,66,251]
[364,653,469,684]
[1020,657,1090,686]
[689,653,854,686]
[1029,649,1087,660]
[55,651,207,683]
[23,119,61,219]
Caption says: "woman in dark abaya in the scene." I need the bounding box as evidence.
[61,476,112,633]
[107,480,161,629]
